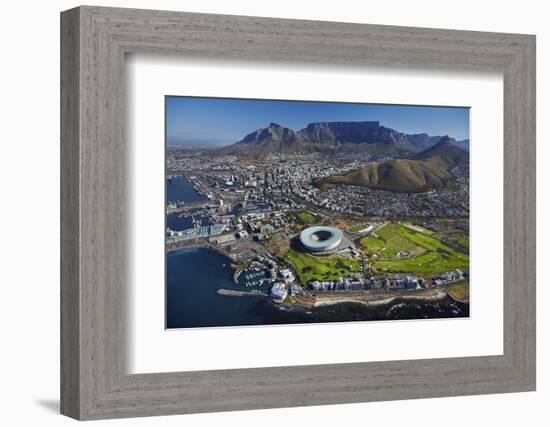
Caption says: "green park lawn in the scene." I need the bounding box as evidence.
[285,248,361,283]
[401,221,435,235]
[361,222,469,275]
[348,223,367,233]
[437,233,470,253]
[296,210,317,225]
[372,250,468,275]
[360,222,421,258]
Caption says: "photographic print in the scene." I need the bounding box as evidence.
[165,97,470,329]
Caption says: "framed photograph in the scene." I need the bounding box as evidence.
[61,6,536,420]
[164,96,472,329]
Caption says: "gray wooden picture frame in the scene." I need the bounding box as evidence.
[60,5,536,421]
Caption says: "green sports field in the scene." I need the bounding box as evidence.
[361,222,469,275]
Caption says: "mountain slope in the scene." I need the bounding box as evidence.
[315,137,468,193]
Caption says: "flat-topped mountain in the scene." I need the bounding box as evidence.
[219,121,459,157]
[300,121,409,145]
[315,136,469,193]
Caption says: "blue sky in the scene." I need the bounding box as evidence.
[166,96,470,144]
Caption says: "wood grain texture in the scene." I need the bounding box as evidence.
[60,7,80,419]
[60,6,536,420]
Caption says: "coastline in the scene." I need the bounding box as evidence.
[166,242,235,260]
[312,289,450,308]
[168,246,469,319]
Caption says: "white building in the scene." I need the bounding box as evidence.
[270,283,288,303]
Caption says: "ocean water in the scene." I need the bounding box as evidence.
[167,248,270,328]
[166,175,209,231]
[167,175,206,204]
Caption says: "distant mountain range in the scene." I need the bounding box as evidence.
[315,136,469,193]
[453,139,470,152]
[219,121,469,157]
[168,137,235,148]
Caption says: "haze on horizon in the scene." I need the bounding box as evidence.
[166,96,470,146]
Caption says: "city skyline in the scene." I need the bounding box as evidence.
[166,96,470,144]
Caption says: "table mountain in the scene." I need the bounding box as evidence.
[219,121,457,157]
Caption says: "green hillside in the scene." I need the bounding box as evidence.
[316,138,468,193]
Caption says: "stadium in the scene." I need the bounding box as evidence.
[299,226,354,255]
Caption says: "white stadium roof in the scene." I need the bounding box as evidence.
[299,226,344,253]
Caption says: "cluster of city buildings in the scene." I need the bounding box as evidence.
[312,180,469,217]
[168,151,469,221]
[166,223,226,243]
[309,274,424,293]
[308,269,466,293]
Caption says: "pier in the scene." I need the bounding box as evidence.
[167,200,215,214]
[216,289,268,298]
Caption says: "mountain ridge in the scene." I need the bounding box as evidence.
[219,121,467,157]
